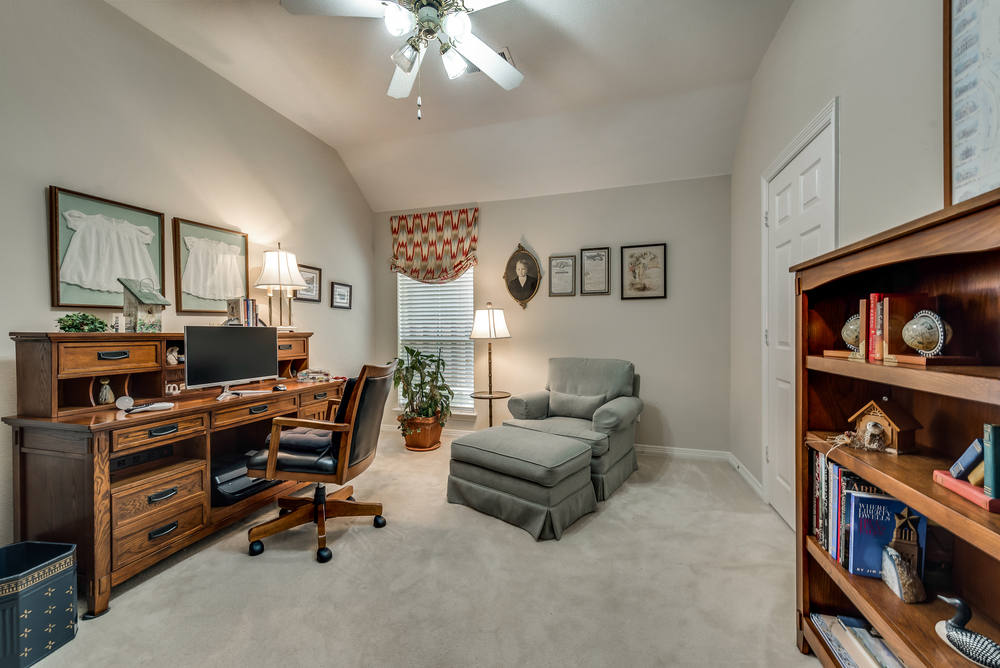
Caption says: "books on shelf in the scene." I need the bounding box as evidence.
[838,617,906,668]
[950,438,984,480]
[226,298,260,326]
[847,492,927,578]
[932,470,1000,512]
[968,460,986,487]
[811,614,861,668]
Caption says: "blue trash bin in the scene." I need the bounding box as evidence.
[0,542,77,668]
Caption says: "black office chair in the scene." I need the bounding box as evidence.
[245,361,397,562]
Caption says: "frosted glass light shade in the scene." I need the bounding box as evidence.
[442,11,471,41]
[254,249,308,289]
[384,3,415,37]
[470,305,510,339]
[391,42,420,73]
[441,45,467,79]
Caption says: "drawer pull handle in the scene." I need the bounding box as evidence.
[148,424,179,438]
[314,392,327,400]
[148,521,178,540]
[147,487,178,504]
[98,350,130,361]
[249,405,268,415]
[278,344,293,351]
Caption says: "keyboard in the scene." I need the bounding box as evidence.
[124,402,175,414]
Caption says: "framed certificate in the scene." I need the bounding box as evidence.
[580,247,610,296]
[548,254,576,296]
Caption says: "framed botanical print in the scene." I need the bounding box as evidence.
[294,264,322,303]
[580,246,610,295]
[50,186,165,308]
[503,243,540,309]
[548,254,576,296]
[331,281,353,309]
[172,218,249,314]
[621,243,667,300]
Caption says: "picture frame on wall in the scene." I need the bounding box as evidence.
[49,186,165,308]
[580,246,610,295]
[330,281,352,309]
[503,243,540,309]
[172,217,249,314]
[294,264,322,303]
[621,243,667,300]
[548,254,576,296]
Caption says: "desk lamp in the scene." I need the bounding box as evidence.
[254,243,308,327]
[470,302,511,426]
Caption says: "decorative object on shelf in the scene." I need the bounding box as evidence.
[861,422,886,451]
[951,438,985,480]
[902,310,952,357]
[824,299,869,361]
[548,254,575,296]
[55,312,109,333]
[253,243,307,327]
[49,186,165,309]
[118,278,170,333]
[932,469,1000,512]
[882,545,926,603]
[580,246,610,296]
[330,282,353,309]
[841,314,861,351]
[469,302,511,427]
[293,264,321,303]
[115,395,134,410]
[172,218,248,314]
[847,493,927,578]
[166,347,180,365]
[503,243,540,309]
[848,398,921,455]
[97,377,114,405]
[393,346,453,451]
[621,243,666,300]
[935,597,1000,668]
[225,297,263,326]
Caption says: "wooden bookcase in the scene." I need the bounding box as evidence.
[792,199,1000,668]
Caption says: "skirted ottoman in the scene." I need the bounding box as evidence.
[447,426,597,540]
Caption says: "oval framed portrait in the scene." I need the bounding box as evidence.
[503,243,540,309]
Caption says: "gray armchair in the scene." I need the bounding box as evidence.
[504,358,642,500]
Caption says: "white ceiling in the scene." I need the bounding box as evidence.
[108,0,793,212]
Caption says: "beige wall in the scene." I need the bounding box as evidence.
[0,1,374,544]
[375,176,732,453]
[729,0,943,483]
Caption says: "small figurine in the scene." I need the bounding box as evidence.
[166,346,180,366]
[97,377,114,405]
[936,596,1000,668]
[848,399,921,455]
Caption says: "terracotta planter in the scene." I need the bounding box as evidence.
[399,414,443,452]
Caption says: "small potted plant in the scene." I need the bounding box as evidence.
[393,346,453,452]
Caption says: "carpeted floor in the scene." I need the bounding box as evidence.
[45,432,818,668]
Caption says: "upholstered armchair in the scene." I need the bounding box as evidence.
[504,358,642,500]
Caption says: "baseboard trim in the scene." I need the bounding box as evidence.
[635,444,764,499]
[380,424,474,438]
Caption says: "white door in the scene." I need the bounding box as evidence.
[764,120,836,528]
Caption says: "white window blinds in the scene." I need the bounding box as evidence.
[397,267,475,411]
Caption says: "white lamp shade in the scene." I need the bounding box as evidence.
[391,42,420,74]
[441,45,467,79]
[254,249,308,289]
[470,307,510,339]
[384,3,415,37]
[442,11,471,41]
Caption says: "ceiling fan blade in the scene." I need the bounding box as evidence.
[386,48,425,99]
[453,33,523,90]
[464,0,511,11]
[279,0,387,18]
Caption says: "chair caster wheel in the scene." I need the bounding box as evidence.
[316,547,332,563]
[373,515,386,528]
[279,508,291,517]
[249,540,265,556]
[348,496,355,501]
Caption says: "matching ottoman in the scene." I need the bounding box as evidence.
[447,426,597,540]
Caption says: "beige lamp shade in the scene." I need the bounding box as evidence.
[470,302,511,339]
[254,248,308,295]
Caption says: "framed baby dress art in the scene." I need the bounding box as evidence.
[172,218,249,314]
[49,186,165,308]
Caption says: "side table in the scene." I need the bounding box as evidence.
[470,391,511,427]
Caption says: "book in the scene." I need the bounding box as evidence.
[950,438,984,480]
[867,293,881,361]
[968,460,986,487]
[839,617,906,668]
[840,475,884,569]
[810,613,859,668]
[831,463,841,560]
[832,617,882,668]
[873,299,884,361]
[985,423,1000,498]
[933,470,1000,512]
[848,492,927,578]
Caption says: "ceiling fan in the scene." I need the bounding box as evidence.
[280,0,524,101]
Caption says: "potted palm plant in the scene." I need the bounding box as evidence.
[393,346,453,451]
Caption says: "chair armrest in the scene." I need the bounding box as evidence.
[264,418,350,478]
[593,396,644,434]
[508,390,550,420]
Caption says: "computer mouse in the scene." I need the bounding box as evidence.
[273,384,287,392]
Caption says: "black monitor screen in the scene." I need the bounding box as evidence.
[184,326,279,389]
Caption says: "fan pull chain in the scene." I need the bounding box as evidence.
[417,69,422,120]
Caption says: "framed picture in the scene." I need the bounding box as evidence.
[503,243,540,309]
[172,218,249,314]
[621,243,667,300]
[49,186,164,308]
[580,247,610,295]
[548,254,576,296]
[330,281,352,309]
[294,264,322,303]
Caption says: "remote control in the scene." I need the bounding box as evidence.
[124,402,175,414]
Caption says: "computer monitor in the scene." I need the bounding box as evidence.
[184,326,278,400]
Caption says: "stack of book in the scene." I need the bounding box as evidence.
[810,614,905,668]
[932,424,1000,512]
[227,298,260,326]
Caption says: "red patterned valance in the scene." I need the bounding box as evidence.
[389,208,479,284]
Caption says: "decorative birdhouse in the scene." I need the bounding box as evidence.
[118,278,170,333]
[849,399,921,455]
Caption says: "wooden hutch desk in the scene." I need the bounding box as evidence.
[2,331,343,618]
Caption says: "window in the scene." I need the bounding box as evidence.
[397,267,474,412]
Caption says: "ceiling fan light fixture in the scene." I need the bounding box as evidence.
[383,3,415,37]
[440,43,467,79]
[391,40,421,74]
[442,11,471,41]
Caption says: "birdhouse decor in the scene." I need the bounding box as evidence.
[848,399,921,456]
[118,278,170,333]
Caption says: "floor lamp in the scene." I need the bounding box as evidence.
[254,243,307,327]
[470,302,511,427]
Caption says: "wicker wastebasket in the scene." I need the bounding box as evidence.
[0,542,77,668]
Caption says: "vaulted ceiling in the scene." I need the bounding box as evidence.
[109,0,793,211]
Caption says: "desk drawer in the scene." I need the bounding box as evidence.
[113,501,204,570]
[299,387,340,407]
[113,414,207,452]
[112,466,205,530]
[276,338,306,359]
[58,342,160,376]
[212,397,296,429]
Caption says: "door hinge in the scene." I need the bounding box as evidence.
[764,212,769,228]
[766,446,770,463]
[764,329,769,346]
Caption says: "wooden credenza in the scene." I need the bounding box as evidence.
[2,332,343,617]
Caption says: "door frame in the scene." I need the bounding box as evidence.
[759,97,839,510]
